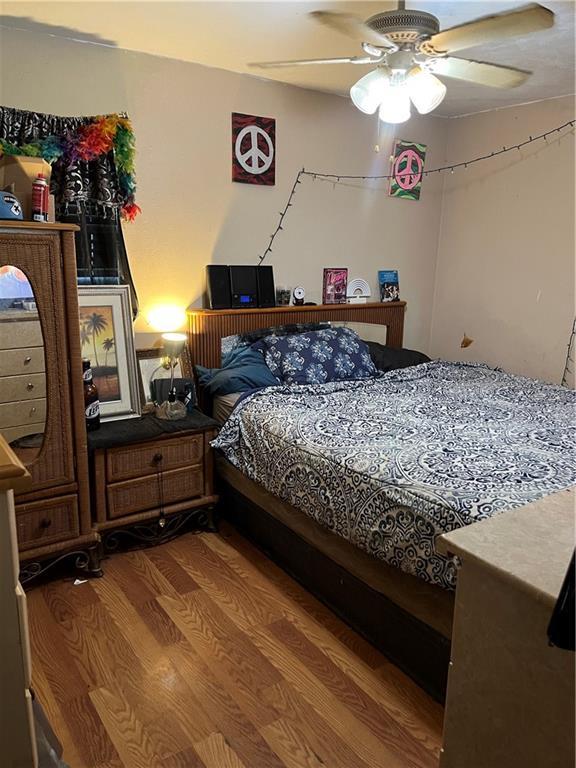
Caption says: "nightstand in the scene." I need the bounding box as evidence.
[88,409,219,555]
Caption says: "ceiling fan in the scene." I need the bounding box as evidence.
[249,2,554,123]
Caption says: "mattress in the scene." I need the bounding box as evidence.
[213,361,576,589]
[212,392,242,424]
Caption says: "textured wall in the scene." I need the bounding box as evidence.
[429,96,575,383]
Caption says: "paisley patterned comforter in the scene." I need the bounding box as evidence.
[213,361,576,589]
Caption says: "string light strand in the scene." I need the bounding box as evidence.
[303,119,575,182]
[561,318,576,388]
[257,120,574,265]
[258,168,305,265]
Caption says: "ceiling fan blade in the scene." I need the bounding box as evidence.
[310,11,395,49]
[430,57,531,88]
[426,3,554,54]
[249,56,376,69]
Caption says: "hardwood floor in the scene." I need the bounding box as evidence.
[27,523,443,768]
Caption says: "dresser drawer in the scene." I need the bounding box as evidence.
[16,495,80,551]
[1,422,45,444]
[107,465,204,519]
[0,373,46,404]
[0,320,42,350]
[106,434,204,482]
[0,398,46,429]
[0,347,45,378]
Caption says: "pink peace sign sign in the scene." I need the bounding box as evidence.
[393,148,424,191]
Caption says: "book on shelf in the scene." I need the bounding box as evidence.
[378,270,400,302]
[322,267,348,305]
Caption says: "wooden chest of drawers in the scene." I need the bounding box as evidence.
[90,413,219,542]
[1,223,96,584]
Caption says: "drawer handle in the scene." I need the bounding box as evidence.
[39,518,52,529]
[152,453,163,465]
[27,382,34,391]
[24,356,32,365]
[29,406,37,415]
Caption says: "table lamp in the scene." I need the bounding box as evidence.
[156,332,187,420]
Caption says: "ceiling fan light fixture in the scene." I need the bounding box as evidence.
[362,41,386,58]
[350,67,390,114]
[378,82,411,124]
[407,67,447,114]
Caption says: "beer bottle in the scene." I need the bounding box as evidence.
[83,359,101,431]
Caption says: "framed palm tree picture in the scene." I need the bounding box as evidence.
[78,285,140,421]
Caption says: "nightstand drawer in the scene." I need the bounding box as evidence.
[107,465,204,519]
[16,495,80,551]
[106,434,204,482]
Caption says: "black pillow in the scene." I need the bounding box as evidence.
[238,321,331,346]
[365,341,430,372]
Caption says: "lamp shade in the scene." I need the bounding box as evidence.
[350,68,390,115]
[407,68,447,114]
[162,332,186,358]
[378,84,411,124]
[147,305,186,332]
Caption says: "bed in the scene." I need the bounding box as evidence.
[188,303,576,700]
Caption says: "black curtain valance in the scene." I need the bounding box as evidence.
[0,106,138,314]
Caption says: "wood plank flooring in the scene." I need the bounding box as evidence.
[27,523,443,768]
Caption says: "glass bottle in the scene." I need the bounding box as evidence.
[83,359,101,431]
[156,386,186,421]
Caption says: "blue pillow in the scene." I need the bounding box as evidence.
[196,346,279,396]
[252,327,377,385]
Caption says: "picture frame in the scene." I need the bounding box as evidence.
[136,346,193,406]
[78,285,141,421]
[388,139,427,201]
[378,270,400,302]
[322,267,348,305]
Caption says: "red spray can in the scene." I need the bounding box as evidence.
[31,173,49,222]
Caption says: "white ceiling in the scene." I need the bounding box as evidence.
[1,1,574,116]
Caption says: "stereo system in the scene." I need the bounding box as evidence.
[206,265,275,310]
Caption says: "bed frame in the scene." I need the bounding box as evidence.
[188,301,407,367]
[188,301,453,702]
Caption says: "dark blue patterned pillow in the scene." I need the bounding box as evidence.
[252,327,377,385]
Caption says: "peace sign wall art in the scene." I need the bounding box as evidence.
[389,139,427,201]
[232,113,276,186]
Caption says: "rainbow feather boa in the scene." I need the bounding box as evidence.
[0,114,140,221]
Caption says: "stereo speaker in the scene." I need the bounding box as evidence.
[256,265,275,308]
[206,265,232,310]
[229,265,258,309]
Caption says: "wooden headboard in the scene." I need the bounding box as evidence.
[187,302,406,368]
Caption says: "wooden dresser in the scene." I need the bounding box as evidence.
[0,223,98,582]
[439,489,575,768]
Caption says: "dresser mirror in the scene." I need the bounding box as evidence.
[0,265,47,463]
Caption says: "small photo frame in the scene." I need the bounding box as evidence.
[322,268,348,305]
[78,285,140,421]
[136,346,192,406]
[378,270,400,302]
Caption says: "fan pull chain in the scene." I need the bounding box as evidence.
[153,453,166,529]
